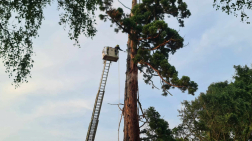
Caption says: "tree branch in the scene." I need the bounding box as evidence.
[165,89,173,96]
[108,103,124,111]
[139,67,159,90]
[118,112,123,141]
[139,61,185,88]
[137,98,149,127]
[149,36,176,50]
[149,79,160,90]
[108,103,124,105]
[138,99,145,118]
[139,120,148,128]
[0,23,14,48]
[107,16,131,35]
[138,29,161,41]
[118,0,131,10]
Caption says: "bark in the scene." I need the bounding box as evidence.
[123,0,140,141]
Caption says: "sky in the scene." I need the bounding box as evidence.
[0,0,252,141]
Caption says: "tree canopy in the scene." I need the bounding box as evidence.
[173,65,252,140]
[1,0,198,95]
[100,0,198,95]
[213,0,252,24]
[0,0,102,87]
[140,106,176,141]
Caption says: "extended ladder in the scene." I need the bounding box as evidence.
[86,60,111,141]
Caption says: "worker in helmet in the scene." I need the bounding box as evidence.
[115,45,123,56]
[115,45,123,51]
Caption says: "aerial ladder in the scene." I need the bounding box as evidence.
[85,46,119,141]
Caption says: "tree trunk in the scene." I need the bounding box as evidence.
[123,0,140,141]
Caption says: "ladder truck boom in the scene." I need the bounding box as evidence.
[85,60,111,141]
[86,46,120,141]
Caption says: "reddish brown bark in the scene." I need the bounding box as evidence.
[123,0,140,141]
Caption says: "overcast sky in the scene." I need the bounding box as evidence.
[1,0,252,141]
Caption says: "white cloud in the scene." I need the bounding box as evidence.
[0,82,37,101]
[0,99,92,141]
[32,99,92,118]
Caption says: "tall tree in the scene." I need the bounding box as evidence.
[1,0,198,140]
[213,0,252,24]
[123,1,139,140]
[102,0,198,140]
[174,65,252,141]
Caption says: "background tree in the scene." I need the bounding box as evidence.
[213,0,252,24]
[174,65,252,140]
[140,107,176,141]
[0,0,103,87]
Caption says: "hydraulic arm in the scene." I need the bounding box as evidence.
[85,60,111,141]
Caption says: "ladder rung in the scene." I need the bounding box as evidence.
[86,61,111,141]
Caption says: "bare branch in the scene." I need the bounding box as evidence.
[149,79,159,90]
[118,105,123,111]
[139,121,148,128]
[183,42,189,47]
[108,103,124,105]
[137,99,146,120]
[118,0,131,10]
[118,112,123,141]
[165,89,173,96]
[108,103,124,111]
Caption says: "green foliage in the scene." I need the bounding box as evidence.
[141,107,176,141]
[174,65,252,140]
[1,0,198,95]
[100,0,197,95]
[213,0,251,24]
[0,0,103,87]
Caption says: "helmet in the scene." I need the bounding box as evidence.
[116,45,119,47]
